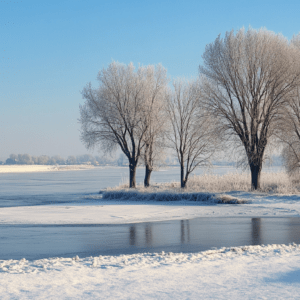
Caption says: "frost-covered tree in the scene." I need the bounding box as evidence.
[200,28,300,190]
[166,79,218,188]
[5,154,17,164]
[140,72,168,187]
[76,154,95,165]
[48,155,65,165]
[67,156,77,165]
[278,34,300,176]
[37,155,49,165]
[142,122,167,187]
[79,61,168,188]
[18,154,33,165]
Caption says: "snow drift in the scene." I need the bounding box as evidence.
[0,243,298,274]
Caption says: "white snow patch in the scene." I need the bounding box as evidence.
[0,165,94,173]
[2,191,300,225]
[0,243,297,274]
[1,244,300,299]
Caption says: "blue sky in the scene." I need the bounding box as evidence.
[1,0,299,159]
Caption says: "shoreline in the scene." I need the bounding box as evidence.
[0,165,95,173]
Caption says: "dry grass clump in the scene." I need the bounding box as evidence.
[188,172,299,194]
[107,171,300,195]
[216,194,248,204]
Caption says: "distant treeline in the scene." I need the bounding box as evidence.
[1,153,180,167]
[2,153,121,166]
[0,153,281,167]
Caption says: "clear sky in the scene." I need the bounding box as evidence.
[1,0,299,160]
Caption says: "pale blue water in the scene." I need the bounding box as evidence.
[1,217,300,260]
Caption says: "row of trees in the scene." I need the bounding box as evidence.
[80,63,217,188]
[4,154,118,166]
[3,152,181,166]
[79,28,300,190]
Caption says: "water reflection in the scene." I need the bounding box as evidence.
[126,217,300,252]
[129,223,153,247]
[2,217,300,260]
[288,218,300,242]
[181,220,190,244]
[129,225,136,245]
[251,218,261,245]
[145,223,152,246]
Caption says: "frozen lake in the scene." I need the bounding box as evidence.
[1,217,300,260]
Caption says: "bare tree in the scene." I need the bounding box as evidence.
[166,79,218,188]
[200,28,300,190]
[278,87,300,175]
[141,89,168,187]
[79,61,168,188]
[278,34,300,176]
[142,129,167,187]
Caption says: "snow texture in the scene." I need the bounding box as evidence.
[0,165,94,173]
[2,191,300,225]
[1,244,300,299]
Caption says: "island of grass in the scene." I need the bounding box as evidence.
[100,171,300,205]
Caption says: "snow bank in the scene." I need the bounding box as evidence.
[101,191,248,204]
[0,243,298,274]
[2,244,300,299]
[3,191,300,225]
[0,165,94,173]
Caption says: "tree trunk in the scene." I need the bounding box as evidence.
[144,164,152,187]
[129,161,137,188]
[180,163,187,188]
[250,163,262,190]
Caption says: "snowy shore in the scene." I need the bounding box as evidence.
[0,165,94,173]
[2,191,300,225]
[1,244,300,299]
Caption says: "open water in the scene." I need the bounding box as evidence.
[1,217,300,260]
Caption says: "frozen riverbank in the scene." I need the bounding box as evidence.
[2,191,300,225]
[0,165,94,173]
[1,244,300,299]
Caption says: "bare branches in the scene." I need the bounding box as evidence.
[200,28,300,189]
[79,61,168,188]
[166,79,219,188]
[278,87,300,176]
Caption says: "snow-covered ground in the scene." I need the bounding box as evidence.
[1,192,300,225]
[2,196,300,298]
[0,165,94,173]
[2,166,300,299]
[1,244,300,299]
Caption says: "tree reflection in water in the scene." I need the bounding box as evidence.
[129,225,136,245]
[251,218,261,245]
[4,217,300,260]
[125,217,300,254]
[129,223,152,247]
[181,220,190,244]
[145,223,152,246]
